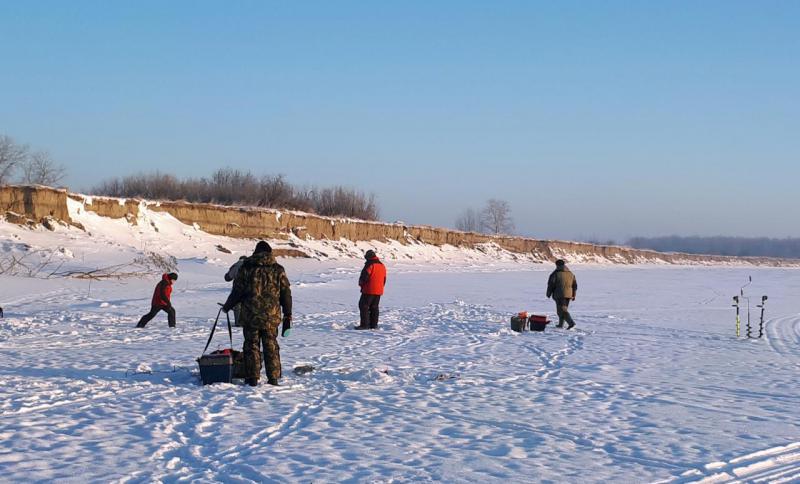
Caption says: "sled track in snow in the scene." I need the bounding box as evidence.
[145,382,347,482]
[662,442,800,484]
[503,330,587,383]
[765,315,800,363]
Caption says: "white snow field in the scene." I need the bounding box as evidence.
[1,205,800,483]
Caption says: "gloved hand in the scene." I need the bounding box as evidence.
[281,315,292,337]
[221,303,233,313]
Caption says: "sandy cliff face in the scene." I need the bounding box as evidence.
[67,194,141,223]
[1,185,71,224]
[1,186,797,266]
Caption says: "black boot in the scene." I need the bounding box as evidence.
[267,378,279,386]
[245,378,258,386]
[354,325,369,330]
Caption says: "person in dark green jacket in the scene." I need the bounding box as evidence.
[546,259,578,329]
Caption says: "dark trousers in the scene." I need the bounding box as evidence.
[555,298,575,327]
[137,305,176,327]
[242,323,281,382]
[232,304,242,327]
[359,294,381,329]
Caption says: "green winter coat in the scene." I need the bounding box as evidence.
[224,252,292,328]
[547,266,577,300]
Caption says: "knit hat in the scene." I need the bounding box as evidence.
[254,241,272,254]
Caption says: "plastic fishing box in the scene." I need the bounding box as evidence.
[197,349,233,385]
[528,314,550,332]
[510,315,528,332]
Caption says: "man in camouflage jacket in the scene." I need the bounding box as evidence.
[546,259,578,329]
[222,241,292,386]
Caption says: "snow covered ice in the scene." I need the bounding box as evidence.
[1,208,800,482]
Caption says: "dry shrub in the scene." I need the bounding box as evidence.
[92,169,380,220]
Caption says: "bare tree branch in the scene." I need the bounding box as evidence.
[0,250,178,280]
[19,151,67,186]
[480,199,514,235]
[0,135,28,185]
[455,208,480,232]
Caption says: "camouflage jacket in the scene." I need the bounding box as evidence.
[546,266,577,300]
[224,252,292,327]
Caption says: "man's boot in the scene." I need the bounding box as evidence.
[566,322,575,330]
[245,378,258,386]
[354,325,369,330]
[267,378,279,386]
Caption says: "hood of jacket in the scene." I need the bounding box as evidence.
[246,251,277,267]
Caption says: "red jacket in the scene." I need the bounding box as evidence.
[151,274,173,307]
[359,257,386,295]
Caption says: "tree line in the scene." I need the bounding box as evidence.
[0,135,67,186]
[92,169,380,220]
[626,236,800,259]
[1,133,379,220]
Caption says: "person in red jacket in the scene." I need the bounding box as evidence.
[356,250,386,330]
[136,272,178,328]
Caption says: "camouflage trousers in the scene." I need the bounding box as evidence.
[242,323,281,382]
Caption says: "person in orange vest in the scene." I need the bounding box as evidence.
[355,250,386,330]
[136,272,178,328]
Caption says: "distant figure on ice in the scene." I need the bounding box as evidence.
[355,249,386,330]
[136,272,179,328]
[222,241,292,386]
[0,306,3,318]
[546,259,577,329]
[224,255,247,327]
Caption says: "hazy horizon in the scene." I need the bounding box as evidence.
[1,1,798,240]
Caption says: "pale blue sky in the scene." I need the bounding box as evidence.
[1,1,798,240]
